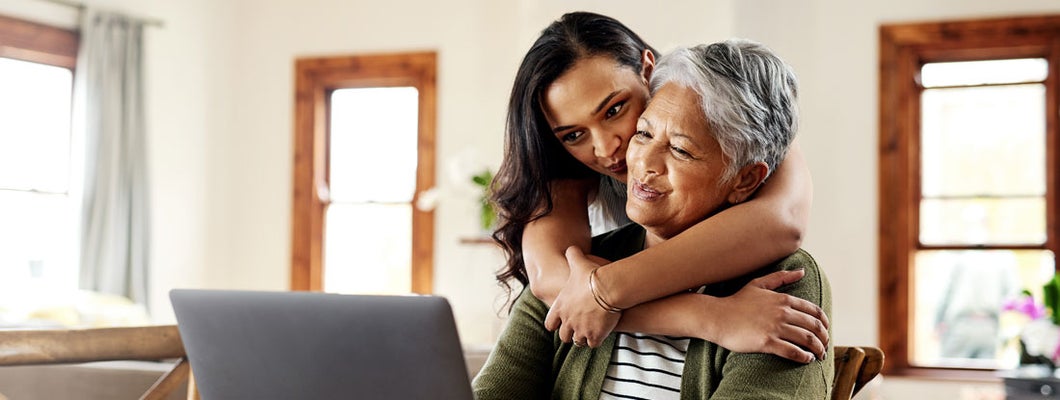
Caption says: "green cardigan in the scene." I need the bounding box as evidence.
[472,224,834,399]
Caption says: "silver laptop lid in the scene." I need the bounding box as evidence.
[170,289,472,400]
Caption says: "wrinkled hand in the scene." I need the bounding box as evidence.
[710,269,829,363]
[543,247,620,348]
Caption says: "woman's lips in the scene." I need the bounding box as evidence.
[631,179,662,201]
[606,160,627,174]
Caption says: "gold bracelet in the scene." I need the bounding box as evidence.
[589,267,622,313]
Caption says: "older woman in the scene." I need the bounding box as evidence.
[473,39,833,399]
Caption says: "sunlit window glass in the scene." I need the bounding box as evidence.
[921,58,1047,88]
[324,87,419,294]
[913,250,1054,369]
[0,58,72,192]
[920,83,1045,246]
[0,57,78,291]
[328,87,418,203]
[913,58,1052,369]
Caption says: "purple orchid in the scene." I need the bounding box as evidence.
[1004,294,1048,320]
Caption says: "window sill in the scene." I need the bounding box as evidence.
[459,236,494,245]
[886,366,1003,382]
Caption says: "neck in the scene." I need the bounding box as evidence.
[643,230,665,249]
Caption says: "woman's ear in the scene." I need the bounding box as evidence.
[727,162,770,204]
[641,49,656,82]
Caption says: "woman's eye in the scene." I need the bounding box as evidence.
[634,130,651,139]
[671,146,692,158]
[605,102,625,118]
[561,131,584,143]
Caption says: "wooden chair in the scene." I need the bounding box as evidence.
[0,325,199,400]
[832,345,885,400]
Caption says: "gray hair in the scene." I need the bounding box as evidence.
[650,39,798,182]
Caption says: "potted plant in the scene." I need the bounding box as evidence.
[471,169,495,233]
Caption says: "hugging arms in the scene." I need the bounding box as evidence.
[489,11,826,362]
[476,35,833,399]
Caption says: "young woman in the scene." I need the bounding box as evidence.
[491,11,825,363]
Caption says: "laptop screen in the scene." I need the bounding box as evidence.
[170,289,473,400]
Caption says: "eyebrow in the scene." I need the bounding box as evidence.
[551,90,622,133]
[671,132,694,140]
[670,131,704,151]
[638,118,702,149]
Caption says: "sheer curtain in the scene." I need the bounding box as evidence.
[75,9,150,305]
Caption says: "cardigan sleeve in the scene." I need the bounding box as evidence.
[472,289,556,400]
[708,250,835,399]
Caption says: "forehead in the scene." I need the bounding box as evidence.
[542,56,641,121]
[640,83,708,133]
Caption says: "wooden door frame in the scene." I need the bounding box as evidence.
[291,51,436,293]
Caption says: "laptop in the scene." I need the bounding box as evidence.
[169,289,474,400]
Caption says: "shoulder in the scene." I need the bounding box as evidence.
[511,287,549,323]
[774,249,831,310]
[488,289,554,357]
[775,249,820,276]
[780,249,826,280]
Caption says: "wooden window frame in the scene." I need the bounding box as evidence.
[0,13,78,69]
[879,15,1060,378]
[291,52,436,293]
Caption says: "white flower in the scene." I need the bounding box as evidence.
[1021,318,1060,359]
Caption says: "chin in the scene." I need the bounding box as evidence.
[626,208,659,230]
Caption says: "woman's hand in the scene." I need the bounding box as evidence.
[543,247,619,348]
[707,269,829,363]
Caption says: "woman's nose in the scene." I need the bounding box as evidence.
[592,131,622,159]
[631,142,663,176]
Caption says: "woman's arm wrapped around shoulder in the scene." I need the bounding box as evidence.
[544,142,825,360]
[709,250,834,399]
[520,178,594,305]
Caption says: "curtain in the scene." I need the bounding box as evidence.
[75,9,150,305]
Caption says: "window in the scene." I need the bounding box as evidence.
[0,14,79,292]
[325,87,419,294]
[291,52,436,294]
[880,16,1060,376]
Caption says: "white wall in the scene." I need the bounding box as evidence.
[5,0,1060,397]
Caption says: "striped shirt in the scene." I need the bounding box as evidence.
[599,333,691,400]
[588,175,631,235]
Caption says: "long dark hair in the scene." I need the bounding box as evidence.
[490,11,656,297]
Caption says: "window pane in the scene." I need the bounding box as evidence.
[323,203,411,294]
[912,249,1055,369]
[0,57,73,192]
[0,191,79,291]
[921,58,1047,87]
[920,198,1045,246]
[328,87,418,203]
[921,84,1045,198]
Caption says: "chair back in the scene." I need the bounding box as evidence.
[832,345,884,400]
[0,325,199,400]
